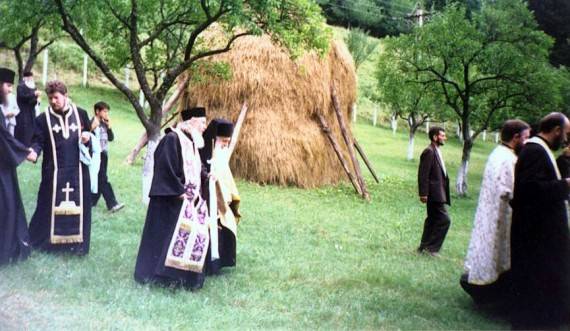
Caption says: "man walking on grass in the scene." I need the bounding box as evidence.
[417,126,450,257]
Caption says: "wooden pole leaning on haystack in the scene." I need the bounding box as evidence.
[330,85,370,201]
[125,76,190,165]
[354,140,380,184]
[229,102,248,157]
[316,114,362,196]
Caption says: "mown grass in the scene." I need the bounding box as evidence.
[0,85,506,330]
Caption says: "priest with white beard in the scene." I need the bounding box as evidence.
[134,107,210,290]
[461,119,530,304]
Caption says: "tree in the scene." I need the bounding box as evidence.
[345,27,378,69]
[387,1,566,196]
[376,39,446,160]
[0,0,61,80]
[528,0,570,67]
[52,0,331,202]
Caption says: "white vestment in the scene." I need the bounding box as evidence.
[464,145,516,285]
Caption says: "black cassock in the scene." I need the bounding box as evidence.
[199,120,237,275]
[134,131,205,290]
[29,106,92,255]
[0,111,31,266]
[510,139,570,328]
[15,82,38,146]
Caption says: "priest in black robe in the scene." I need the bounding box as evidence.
[509,112,570,329]
[134,107,209,290]
[200,119,240,275]
[29,80,92,255]
[0,67,36,266]
[15,71,40,146]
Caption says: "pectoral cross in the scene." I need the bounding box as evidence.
[62,182,74,202]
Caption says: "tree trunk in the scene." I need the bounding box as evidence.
[456,117,474,196]
[407,129,416,161]
[391,114,398,134]
[141,124,161,205]
[13,47,24,81]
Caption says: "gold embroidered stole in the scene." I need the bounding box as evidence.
[164,128,210,272]
[210,148,239,237]
[45,104,84,244]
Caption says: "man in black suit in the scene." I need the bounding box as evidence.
[417,126,450,256]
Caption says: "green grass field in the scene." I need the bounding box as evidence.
[0,86,507,330]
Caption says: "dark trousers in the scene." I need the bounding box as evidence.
[418,202,450,252]
[460,271,512,305]
[92,152,118,210]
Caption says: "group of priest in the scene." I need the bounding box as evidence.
[418,113,570,329]
[1,66,241,291]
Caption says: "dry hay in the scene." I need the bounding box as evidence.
[181,34,357,188]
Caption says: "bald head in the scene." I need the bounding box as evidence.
[538,112,570,151]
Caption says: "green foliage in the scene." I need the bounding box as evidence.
[376,36,447,130]
[345,27,379,69]
[528,0,570,67]
[318,0,415,37]
[0,0,62,76]
[388,0,565,135]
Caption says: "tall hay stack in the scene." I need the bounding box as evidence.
[182,35,358,188]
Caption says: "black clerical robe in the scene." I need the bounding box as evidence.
[134,130,206,290]
[0,111,31,266]
[28,105,92,255]
[15,83,38,146]
[510,138,570,328]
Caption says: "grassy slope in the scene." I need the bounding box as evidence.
[0,84,507,330]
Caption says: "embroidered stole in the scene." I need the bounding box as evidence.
[46,104,84,244]
[164,128,210,273]
[210,147,239,238]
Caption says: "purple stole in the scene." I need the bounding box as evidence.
[164,128,210,272]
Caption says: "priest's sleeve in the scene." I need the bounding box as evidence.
[0,120,29,168]
[30,114,45,156]
[148,133,186,197]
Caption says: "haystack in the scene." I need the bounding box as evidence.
[181,35,357,188]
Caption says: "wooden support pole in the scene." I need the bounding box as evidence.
[331,85,370,201]
[316,114,362,196]
[229,102,248,157]
[354,139,380,184]
[125,76,190,164]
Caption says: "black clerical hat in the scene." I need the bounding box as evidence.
[0,68,15,84]
[181,107,206,121]
[216,119,234,137]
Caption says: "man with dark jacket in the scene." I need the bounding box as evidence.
[417,126,451,256]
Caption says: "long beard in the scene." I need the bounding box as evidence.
[24,80,36,89]
[190,130,205,149]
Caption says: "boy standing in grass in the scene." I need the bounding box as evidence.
[90,101,124,213]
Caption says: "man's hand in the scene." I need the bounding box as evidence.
[34,90,41,97]
[5,111,15,118]
[420,196,428,203]
[26,148,37,162]
[91,116,100,131]
[81,132,91,144]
